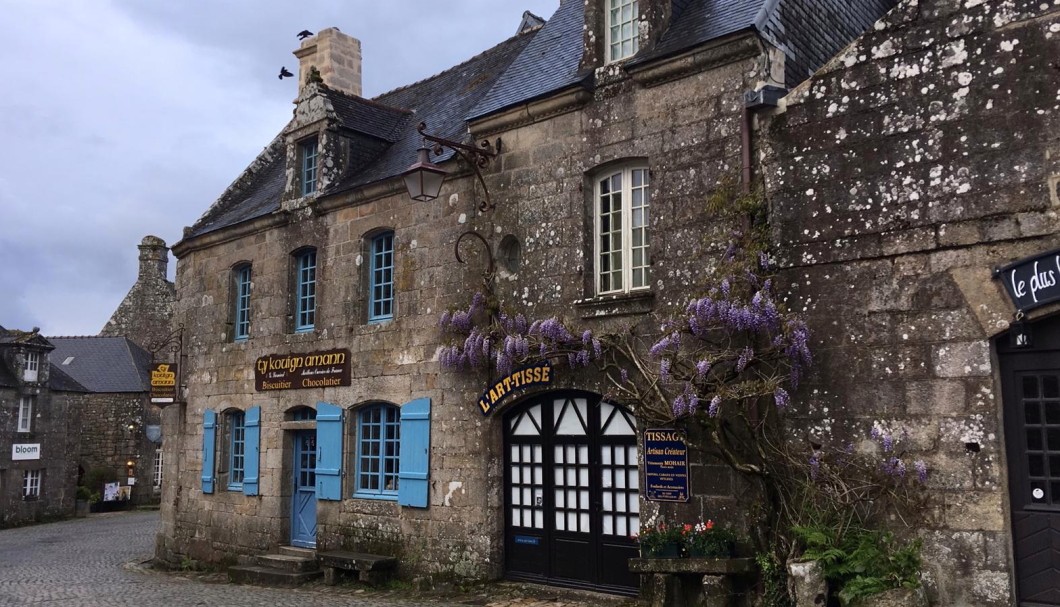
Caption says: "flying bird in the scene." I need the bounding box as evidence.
[297,30,314,40]
[278,66,294,80]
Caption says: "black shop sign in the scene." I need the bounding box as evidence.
[643,428,690,502]
[996,248,1060,312]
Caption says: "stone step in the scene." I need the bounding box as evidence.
[278,546,316,559]
[228,565,322,587]
[255,553,319,572]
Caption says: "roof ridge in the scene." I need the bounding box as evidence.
[372,27,538,102]
[324,86,413,115]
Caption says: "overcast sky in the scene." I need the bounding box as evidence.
[0,0,559,337]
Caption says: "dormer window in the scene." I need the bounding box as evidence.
[607,0,639,62]
[24,351,38,382]
[300,138,319,195]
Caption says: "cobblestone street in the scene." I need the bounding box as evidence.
[0,511,638,607]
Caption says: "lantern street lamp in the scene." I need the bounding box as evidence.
[400,122,499,211]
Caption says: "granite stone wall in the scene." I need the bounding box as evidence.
[762,1,1060,604]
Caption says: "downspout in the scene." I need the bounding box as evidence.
[741,85,787,194]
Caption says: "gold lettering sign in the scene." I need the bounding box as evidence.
[150,363,177,404]
[478,362,552,416]
[254,349,351,392]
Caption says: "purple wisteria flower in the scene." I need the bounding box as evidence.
[735,347,753,372]
[774,387,790,409]
[882,433,894,453]
[696,360,711,378]
[708,395,722,417]
[809,454,821,481]
[620,368,630,383]
[914,460,928,483]
[659,358,672,381]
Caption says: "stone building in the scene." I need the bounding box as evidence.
[156,0,915,599]
[1,236,174,525]
[0,327,85,527]
[763,2,1060,604]
[101,235,177,352]
[47,336,162,505]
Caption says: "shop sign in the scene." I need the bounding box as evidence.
[996,248,1060,312]
[643,428,690,502]
[478,362,552,416]
[254,349,351,391]
[150,363,177,404]
[12,443,41,461]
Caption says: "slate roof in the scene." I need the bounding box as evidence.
[329,29,537,193]
[181,0,896,241]
[324,90,411,142]
[46,336,151,393]
[468,0,589,121]
[47,365,89,393]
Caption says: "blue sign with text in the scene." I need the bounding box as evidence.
[643,428,690,502]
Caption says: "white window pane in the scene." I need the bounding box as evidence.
[603,468,613,488]
[513,509,522,526]
[510,445,520,462]
[567,467,576,485]
[556,489,565,508]
[578,445,588,463]
[604,515,614,535]
[580,489,589,508]
[629,445,638,463]
[568,512,577,530]
[556,512,565,530]
[603,491,613,512]
[569,489,577,507]
[533,465,542,485]
[616,448,625,465]
[533,445,542,462]
[631,497,640,513]
[580,512,590,532]
[617,472,626,489]
[522,445,531,461]
[555,468,563,484]
[631,515,640,531]
[602,448,612,465]
[512,467,521,483]
[617,517,628,537]
[512,486,521,504]
[630,469,640,490]
[523,487,531,505]
[534,510,543,529]
[579,467,589,487]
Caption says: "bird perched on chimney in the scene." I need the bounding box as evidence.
[297,30,314,40]
[278,66,294,80]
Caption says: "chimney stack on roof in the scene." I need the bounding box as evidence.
[294,28,363,98]
[138,235,169,280]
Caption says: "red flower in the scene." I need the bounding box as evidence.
[706,520,715,530]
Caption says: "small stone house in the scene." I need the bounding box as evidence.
[157,0,912,598]
[0,327,83,527]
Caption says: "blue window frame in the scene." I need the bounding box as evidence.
[355,404,400,499]
[295,249,316,332]
[228,411,246,489]
[234,265,251,341]
[301,138,318,196]
[369,232,394,322]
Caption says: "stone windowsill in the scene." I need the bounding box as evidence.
[573,291,655,319]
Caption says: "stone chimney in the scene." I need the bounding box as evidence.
[138,235,169,280]
[294,28,362,97]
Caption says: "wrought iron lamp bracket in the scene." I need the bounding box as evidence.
[417,122,500,212]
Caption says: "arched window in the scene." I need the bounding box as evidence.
[595,165,650,294]
[293,248,317,332]
[232,263,252,341]
[369,231,395,322]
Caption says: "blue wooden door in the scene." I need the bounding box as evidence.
[291,430,317,548]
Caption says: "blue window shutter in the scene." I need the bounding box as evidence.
[243,406,261,496]
[202,409,216,494]
[398,398,431,508]
[316,402,343,501]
